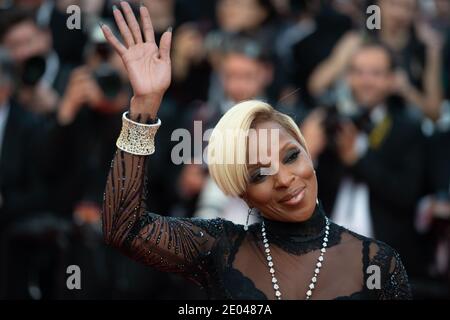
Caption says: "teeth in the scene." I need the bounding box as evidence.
[283,189,305,205]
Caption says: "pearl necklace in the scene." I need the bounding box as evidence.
[261,216,330,300]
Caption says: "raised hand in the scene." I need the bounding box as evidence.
[100,1,172,120]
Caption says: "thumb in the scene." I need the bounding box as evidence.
[159,27,173,62]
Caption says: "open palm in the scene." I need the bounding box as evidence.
[100,2,172,98]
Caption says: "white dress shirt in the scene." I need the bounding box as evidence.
[0,102,10,160]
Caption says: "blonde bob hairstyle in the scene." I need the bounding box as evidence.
[207,100,309,198]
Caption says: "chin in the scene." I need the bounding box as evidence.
[278,199,316,223]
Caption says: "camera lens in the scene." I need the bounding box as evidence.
[93,63,122,99]
[21,55,46,86]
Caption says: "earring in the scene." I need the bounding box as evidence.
[244,207,253,231]
[316,198,319,205]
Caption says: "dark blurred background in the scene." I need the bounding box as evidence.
[0,0,448,299]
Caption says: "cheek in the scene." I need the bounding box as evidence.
[296,155,318,199]
[294,152,315,180]
[246,180,274,207]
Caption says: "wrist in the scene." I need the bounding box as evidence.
[58,98,78,125]
[117,112,161,155]
[400,83,415,99]
[130,94,162,122]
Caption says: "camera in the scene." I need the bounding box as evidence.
[89,26,124,100]
[322,104,373,150]
[93,61,122,100]
[21,55,46,86]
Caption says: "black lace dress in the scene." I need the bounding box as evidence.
[102,150,412,300]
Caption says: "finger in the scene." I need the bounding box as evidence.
[310,109,326,123]
[140,4,155,43]
[315,108,326,120]
[120,1,143,44]
[340,125,353,138]
[83,78,99,90]
[72,75,91,87]
[73,68,91,80]
[70,67,88,81]
[112,5,135,47]
[101,24,127,56]
[343,121,358,135]
[72,91,88,105]
[159,28,173,61]
[72,66,89,75]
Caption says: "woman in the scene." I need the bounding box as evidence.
[101,2,412,300]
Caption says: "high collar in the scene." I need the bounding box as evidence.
[262,203,327,242]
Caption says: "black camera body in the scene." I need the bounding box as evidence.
[93,62,122,100]
[21,55,46,86]
[322,104,373,150]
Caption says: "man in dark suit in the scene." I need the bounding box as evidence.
[418,128,450,298]
[0,49,46,228]
[0,48,56,299]
[302,43,427,282]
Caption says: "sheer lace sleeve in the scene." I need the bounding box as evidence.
[102,149,228,278]
[379,251,413,300]
[366,239,413,300]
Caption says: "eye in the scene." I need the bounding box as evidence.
[249,168,266,184]
[284,149,300,164]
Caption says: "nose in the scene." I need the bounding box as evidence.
[274,165,295,189]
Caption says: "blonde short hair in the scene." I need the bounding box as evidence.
[207,100,308,197]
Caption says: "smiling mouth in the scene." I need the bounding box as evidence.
[280,187,306,206]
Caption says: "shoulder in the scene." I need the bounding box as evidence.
[386,106,425,147]
[390,106,423,134]
[337,226,412,298]
[342,227,399,263]
[342,228,409,281]
[9,100,41,128]
[332,224,406,274]
[188,217,244,239]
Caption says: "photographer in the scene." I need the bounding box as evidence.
[42,23,130,219]
[0,48,47,230]
[302,43,428,286]
[0,8,63,114]
[416,127,450,298]
[0,47,59,299]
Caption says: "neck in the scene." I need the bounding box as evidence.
[263,203,326,241]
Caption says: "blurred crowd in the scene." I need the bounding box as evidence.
[0,0,449,299]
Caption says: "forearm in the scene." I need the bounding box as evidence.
[308,59,344,97]
[402,86,427,114]
[402,48,443,120]
[102,147,148,246]
[422,47,443,120]
[103,95,161,245]
[129,94,162,122]
[308,32,361,97]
